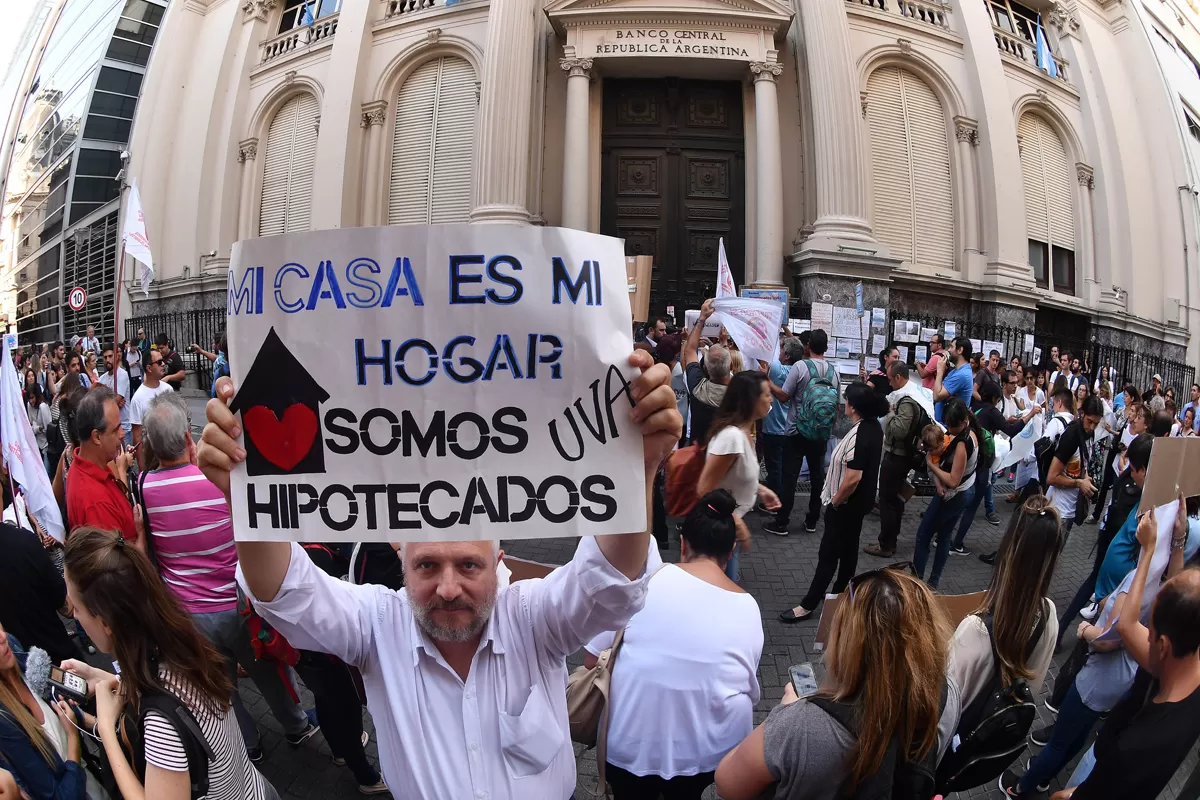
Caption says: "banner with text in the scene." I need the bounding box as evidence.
[226,225,646,542]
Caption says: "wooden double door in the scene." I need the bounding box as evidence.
[600,78,746,317]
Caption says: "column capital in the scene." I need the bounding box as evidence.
[559,58,593,78]
[237,137,259,163]
[749,61,783,82]
[1076,161,1095,189]
[1048,0,1081,36]
[240,0,277,22]
[954,116,979,145]
[360,100,388,128]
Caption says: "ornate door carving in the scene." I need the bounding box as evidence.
[601,79,745,318]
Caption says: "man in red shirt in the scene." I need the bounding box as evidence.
[65,386,140,542]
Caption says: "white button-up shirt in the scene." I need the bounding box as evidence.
[239,536,653,800]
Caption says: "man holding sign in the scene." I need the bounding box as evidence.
[198,226,682,800]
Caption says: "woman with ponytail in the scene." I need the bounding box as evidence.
[582,489,764,799]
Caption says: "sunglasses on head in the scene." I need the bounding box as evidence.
[847,561,915,602]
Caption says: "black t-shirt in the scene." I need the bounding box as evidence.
[0,523,75,665]
[1073,668,1200,800]
[1053,419,1089,483]
[867,371,890,398]
[164,349,185,391]
[843,418,884,515]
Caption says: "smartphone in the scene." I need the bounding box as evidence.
[789,662,819,698]
[48,666,89,703]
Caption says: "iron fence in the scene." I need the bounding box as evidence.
[125,309,226,390]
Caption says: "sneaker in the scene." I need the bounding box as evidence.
[1024,759,1050,792]
[1080,600,1100,621]
[950,544,970,556]
[358,781,389,795]
[998,769,1023,796]
[247,747,264,764]
[762,523,790,536]
[334,731,370,766]
[803,519,818,533]
[978,551,997,565]
[1084,515,1099,525]
[1044,699,1058,715]
[1029,724,1053,747]
[986,512,1002,526]
[286,722,320,747]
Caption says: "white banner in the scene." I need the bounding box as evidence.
[123,181,155,296]
[0,349,64,541]
[225,225,646,542]
[998,413,1043,470]
[716,237,737,299]
[712,297,784,365]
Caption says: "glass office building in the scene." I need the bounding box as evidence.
[1,0,167,345]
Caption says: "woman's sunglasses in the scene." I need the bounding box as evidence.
[847,561,915,602]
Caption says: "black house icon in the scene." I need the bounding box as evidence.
[230,327,330,477]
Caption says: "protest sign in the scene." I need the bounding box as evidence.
[685,309,723,338]
[225,225,647,543]
[1141,438,1200,510]
[712,297,783,364]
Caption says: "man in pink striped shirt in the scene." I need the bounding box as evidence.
[140,391,317,761]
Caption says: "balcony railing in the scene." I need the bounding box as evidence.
[845,0,952,31]
[383,0,441,17]
[993,25,1069,83]
[260,14,339,64]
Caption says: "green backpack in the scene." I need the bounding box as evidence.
[973,409,995,474]
[795,359,839,441]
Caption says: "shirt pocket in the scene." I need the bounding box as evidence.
[497,684,565,779]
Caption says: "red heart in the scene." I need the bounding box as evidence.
[243,404,319,471]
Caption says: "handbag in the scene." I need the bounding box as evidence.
[566,628,626,795]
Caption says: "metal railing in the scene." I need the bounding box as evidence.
[124,309,226,390]
[992,25,1069,83]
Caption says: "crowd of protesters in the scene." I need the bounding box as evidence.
[0,307,1197,800]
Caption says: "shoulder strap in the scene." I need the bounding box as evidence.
[137,690,214,799]
[804,359,817,379]
[809,696,858,735]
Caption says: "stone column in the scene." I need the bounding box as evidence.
[1076,162,1097,301]
[359,100,387,226]
[236,138,258,239]
[796,0,874,244]
[470,0,538,224]
[560,58,592,231]
[750,60,785,285]
[954,117,980,255]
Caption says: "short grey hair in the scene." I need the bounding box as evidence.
[781,337,805,364]
[144,391,192,461]
[705,345,732,381]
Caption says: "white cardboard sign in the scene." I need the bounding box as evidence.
[225,225,646,542]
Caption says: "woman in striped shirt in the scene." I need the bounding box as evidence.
[60,527,280,800]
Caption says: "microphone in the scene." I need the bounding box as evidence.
[25,646,51,699]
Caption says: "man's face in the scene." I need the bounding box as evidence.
[95,400,124,459]
[1081,413,1102,436]
[1131,465,1148,488]
[146,352,165,379]
[103,350,114,371]
[1004,374,1018,395]
[988,354,1000,372]
[1071,358,1081,373]
[54,345,64,360]
[931,336,943,353]
[404,541,499,643]
[1154,378,1162,393]
[653,320,667,338]
[888,370,906,391]
[137,329,145,341]
[1190,385,1199,403]
[86,326,94,338]
[1060,355,1070,370]
[67,358,80,374]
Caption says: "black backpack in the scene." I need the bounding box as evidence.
[899,396,933,468]
[1035,414,1072,488]
[810,682,947,800]
[935,603,1048,793]
[115,689,213,799]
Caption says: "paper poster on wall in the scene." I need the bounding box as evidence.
[1023,333,1035,353]
[969,338,982,355]
[897,345,909,362]
[920,327,937,343]
[1032,346,1042,364]
[811,302,834,332]
[864,357,880,372]
[871,334,886,353]
[943,321,957,339]
[982,340,1004,358]
[893,320,919,343]
[832,306,863,340]
[225,225,647,543]
[915,345,928,363]
[789,319,811,335]
[834,338,853,358]
[871,307,886,331]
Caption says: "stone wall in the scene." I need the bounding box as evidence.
[131,289,226,317]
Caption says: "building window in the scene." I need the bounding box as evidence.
[1187,108,1200,141]
[259,93,320,236]
[278,0,341,33]
[106,0,165,67]
[1019,113,1076,295]
[388,57,478,225]
[985,0,1042,44]
[865,66,955,273]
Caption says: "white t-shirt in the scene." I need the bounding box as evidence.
[98,367,131,433]
[1017,386,1046,411]
[130,381,175,427]
[706,425,758,517]
[585,565,763,778]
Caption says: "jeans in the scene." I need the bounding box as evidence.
[293,653,380,786]
[775,435,826,530]
[761,433,791,508]
[952,471,993,549]
[912,489,971,588]
[1019,681,1101,793]
[1066,745,1096,788]
[191,607,311,748]
[724,549,740,582]
[1092,446,1119,519]
[876,452,910,553]
[1058,522,1118,645]
[800,504,867,610]
[606,763,715,800]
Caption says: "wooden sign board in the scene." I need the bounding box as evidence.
[814,590,986,651]
[625,255,653,324]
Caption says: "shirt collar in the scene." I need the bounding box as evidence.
[70,448,117,483]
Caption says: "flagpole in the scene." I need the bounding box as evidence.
[113,238,127,356]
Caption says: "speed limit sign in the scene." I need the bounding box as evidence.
[68,287,87,311]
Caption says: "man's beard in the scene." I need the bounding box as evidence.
[407,588,496,643]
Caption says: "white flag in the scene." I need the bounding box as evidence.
[716,237,737,299]
[123,181,155,297]
[997,413,1043,471]
[712,297,784,366]
[0,349,64,542]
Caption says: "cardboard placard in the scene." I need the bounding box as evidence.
[226,225,647,543]
[1141,438,1200,510]
[625,255,653,323]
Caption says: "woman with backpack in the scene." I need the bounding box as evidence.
[58,527,281,800]
[778,383,887,622]
[716,565,955,800]
[913,398,979,589]
[937,495,1062,792]
[696,371,781,581]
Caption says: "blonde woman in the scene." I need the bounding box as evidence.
[715,566,956,800]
